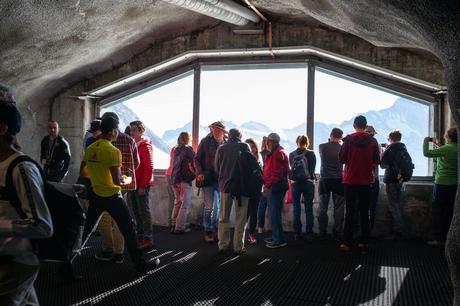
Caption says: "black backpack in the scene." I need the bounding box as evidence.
[229,144,264,198]
[394,149,414,182]
[291,151,312,182]
[6,155,86,261]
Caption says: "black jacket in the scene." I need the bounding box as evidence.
[40,135,71,182]
[380,142,408,184]
[194,133,225,187]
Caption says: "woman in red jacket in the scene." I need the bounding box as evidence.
[129,121,155,249]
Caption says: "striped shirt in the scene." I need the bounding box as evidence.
[113,132,139,191]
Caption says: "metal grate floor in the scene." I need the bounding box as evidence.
[35,227,453,306]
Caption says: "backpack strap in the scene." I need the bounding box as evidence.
[5,155,46,220]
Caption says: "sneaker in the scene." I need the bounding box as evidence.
[427,240,445,247]
[257,227,265,234]
[139,239,155,250]
[339,243,351,252]
[264,237,273,244]
[248,234,257,244]
[172,228,191,234]
[136,257,160,275]
[113,253,124,264]
[95,251,113,261]
[266,241,287,249]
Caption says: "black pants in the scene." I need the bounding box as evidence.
[432,184,457,241]
[344,184,371,245]
[82,192,142,264]
[369,178,380,231]
[246,192,261,235]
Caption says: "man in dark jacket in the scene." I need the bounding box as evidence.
[40,121,71,182]
[381,130,412,240]
[194,121,227,242]
[339,115,380,251]
[215,128,250,254]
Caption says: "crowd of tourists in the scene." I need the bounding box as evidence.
[0,83,458,305]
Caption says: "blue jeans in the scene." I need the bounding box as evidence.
[291,181,315,235]
[202,185,220,233]
[257,195,268,228]
[269,189,286,243]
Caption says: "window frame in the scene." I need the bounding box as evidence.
[95,48,441,180]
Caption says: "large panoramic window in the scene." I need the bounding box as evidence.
[199,64,308,154]
[101,71,194,169]
[314,68,430,176]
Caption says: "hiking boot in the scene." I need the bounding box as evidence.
[233,248,246,255]
[266,241,287,249]
[139,239,155,250]
[136,257,160,275]
[248,234,257,244]
[204,232,214,243]
[95,251,113,261]
[339,243,351,252]
[113,254,124,264]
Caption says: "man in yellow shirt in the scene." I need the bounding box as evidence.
[80,116,159,274]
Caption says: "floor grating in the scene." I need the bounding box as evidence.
[35,227,453,306]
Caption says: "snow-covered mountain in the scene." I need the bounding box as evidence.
[107,97,430,175]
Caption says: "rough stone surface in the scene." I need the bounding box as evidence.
[1,0,460,304]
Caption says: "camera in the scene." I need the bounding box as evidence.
[428,137,434,142]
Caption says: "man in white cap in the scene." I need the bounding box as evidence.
[194,121,227,242]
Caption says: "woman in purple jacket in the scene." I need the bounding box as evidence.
[171,132,196,234]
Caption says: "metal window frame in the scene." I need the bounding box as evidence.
[93,47,443,178]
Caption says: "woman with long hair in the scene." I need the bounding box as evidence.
[245,138,263,243]
[171,132,196,234]
[257,136,270,233]
[289,135,317,241]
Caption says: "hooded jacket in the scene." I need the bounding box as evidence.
[339,131,380,185]
[263,144,290,189]
[381,142,409,184]
[135,137,154,188]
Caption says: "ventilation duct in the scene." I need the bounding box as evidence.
[162,0,260,26]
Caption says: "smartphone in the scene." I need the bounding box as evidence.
[380,143,387,148]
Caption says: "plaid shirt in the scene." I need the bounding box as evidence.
[113,132,139,191]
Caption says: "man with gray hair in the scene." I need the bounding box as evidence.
[215,128,250,254]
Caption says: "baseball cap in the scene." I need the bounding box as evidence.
[97,112,120,122]
[87,120,101,133]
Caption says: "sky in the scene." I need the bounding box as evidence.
[108,66,399,138]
